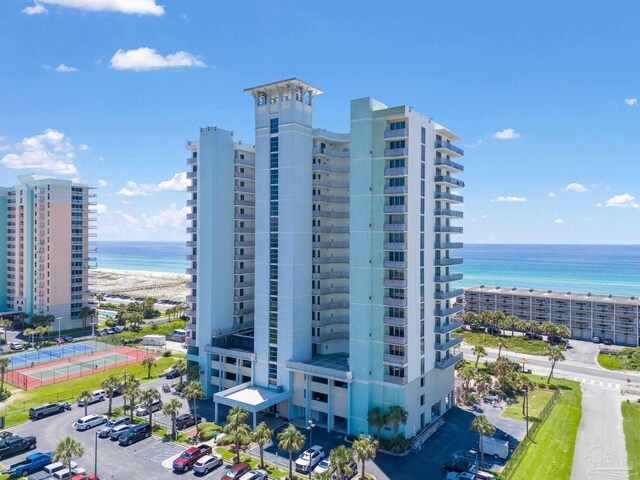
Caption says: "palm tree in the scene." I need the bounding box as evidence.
[470,415,496,465]
[547,347,565,383]
[496,338,508,358]
[480,311,493,327]
[183,381,205,433]
[23,328,35,345]
[556,325,570,338]
[367,407,388,439]
[473,345,487,369]
[251,422,273,468]
[55,437,84,476]
[16,312,28,330]
[225,406,251,464]
[101,375,120,416]
[352,434,378,480]
[278,424,306,480]
[517,375,536,416]
[77,389,94,417]
[0,318,11,343]
[162,398,183,440]
[475,371,491,395]
[0,357,9,395]
[172,358,187,387]
[330,445,354,480]
[78,307,92,330]
[459,365,476,393]
[124,379,141,422]
[142,356,157,379]
[464,311,479,326]
[387,405,408,435]
[507,315,520,336]
[542,322,558,339]
[139,387,161,427]
[493,311,506,333]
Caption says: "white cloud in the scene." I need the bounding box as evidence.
[625,98,638,106]
[116,172,188,196]
[70,177,80,183]
[595,203,603,207]
[554,218,564,224]
[465,139,482,149]
[492,128,520,140]
[109,48,205,71]
[54,64,78,73]
[97,179,107,187]
[604,193,640,209]
[0,128,78,175]
[142,205,189,230]
[31,0,164,15]
[548,192,556,198]
[121,213,139,225]
[78,144,90,151]
[120,200,130,205]
[563,182,589,193]
[481,214,489,219]
[494,196,527,203]
[93,204,108,215]
[23,3,48,14]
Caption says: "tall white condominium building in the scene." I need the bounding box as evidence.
[0,175,95,329]
[185,79,464,437]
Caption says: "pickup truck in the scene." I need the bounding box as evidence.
[172,444,212,472]
[0,436,37,460]
[2,451,54,477]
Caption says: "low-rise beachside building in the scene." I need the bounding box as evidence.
[0,175,96,329]
[464,285,640,346]
[185,78,465,438]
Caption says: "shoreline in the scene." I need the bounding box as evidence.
[93,267,188,278]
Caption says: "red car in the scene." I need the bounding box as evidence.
[172,444,212,472]
[224,462,251,478]
[71,475,99,480]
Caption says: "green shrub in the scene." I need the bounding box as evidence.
[537,382,547,389]
[198,422,224,441]
[216,435,234,446]
[162,350,173,357]
[380,434,410,453]
[105,319,116,327]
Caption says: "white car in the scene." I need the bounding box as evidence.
[193,454,223,474]
[77,389,105,407]
[53,467,87,480]
[295,445,325,473]
[9,342,23,351]
[135,399,163,416]
[468,465,496,480]
[239,470,268,480]
[446,473,475,480]
[44,461,77,474]
[314,459,331,475]
[74,414,107,431]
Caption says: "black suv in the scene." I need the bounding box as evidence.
[469,324,485,333]
[524,331,543,340]
[118,422,151,446]
[175,414,204,430]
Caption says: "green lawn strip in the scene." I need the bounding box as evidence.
[502,388,554,422]
[0,356,176,427]
[621,402,640,478]
[510,375,581,480]
[598,353,625,370]
[463,331,561,356]
[215,446,290,479]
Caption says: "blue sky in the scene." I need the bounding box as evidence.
[1,0,639,244]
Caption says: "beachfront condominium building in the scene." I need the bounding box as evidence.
[0,175,95,330]
[185,79,465,437]
[465,286,640,346]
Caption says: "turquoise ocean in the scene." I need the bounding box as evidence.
[96,242,640,297]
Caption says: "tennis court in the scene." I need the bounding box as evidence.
[7,341,113,370]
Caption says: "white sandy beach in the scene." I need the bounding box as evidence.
[91,268,189,302]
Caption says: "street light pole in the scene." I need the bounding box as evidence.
[56,317,62,340]
[522,388,529,439]
[306,420,315,480]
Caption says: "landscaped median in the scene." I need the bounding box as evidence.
[621,401,640,478]
[598,347,640,371]
[507,375,581,480]
[462,331,563,356]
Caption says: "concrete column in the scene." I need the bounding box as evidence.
[305,375,310,423]
[347,382,352,434]
[219,357,223,391]
[253,411,257,429]
[327,380,332,433]
[215,400,219,424]
[287,371,293,420]
[236,360,240,385]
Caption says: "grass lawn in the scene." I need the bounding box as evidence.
[621,402,640,478]
[0,355,176,427]
[510,375,581,480]
[502,387,555,422]
[462,331,561,356]
[598,353,626,370]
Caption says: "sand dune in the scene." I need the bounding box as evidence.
[91,268,188,302]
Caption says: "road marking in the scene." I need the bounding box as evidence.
[590,380,595,385]
[581,378,586,383]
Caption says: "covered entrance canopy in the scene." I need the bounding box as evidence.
[214,382,291,428]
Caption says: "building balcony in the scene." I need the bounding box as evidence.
[434,273,463,283]
[235,268,254,274]
[384,128,408,139]
[434,288,464,300]
[234,185,254,194]
[434,304,464,317]
[312,210,349,219]
[234,240,253,247]
[384,166,408,176]
[186,254,197,261]
[312,179,349,188]
[312,241,349,249]
[312,271,350,280]
[434,319,464,334]
[383,242,407,251]
[234,294,255,302]
[186,295,196,302]
[186,321,196,331]
[312,256,349,264]
[435,140,464,157]
[383,354,408,365]
[434,226,463,234]
[235,227,255,233]
[384,316,407,327]
[186,171,198,179]
[435,157,464,173]
[313,301,350,311]
[186,240,197,247]
[315,316,349,327]
[312,286,349,295]
[434,175,465,189]
[186,226,197,234]
[434,242,463,249]
[384,204,407,214]
[186,268,197,275]
[234,254,254,261]
[383,278,407,288]
[187,213,197,220]
[384,334,408,345]
[234,280,253,288]
[312,163,350,173]
[384,375,407,385]
[384,147,408,158]
[186,184,197,193]
[186,157,197,166]
[384,185,408,195]
[383,260,407,269]
[383,297,407,307]
[383,223,406,232]
[312,225,350,234]
[435,353,464,369]
[434,191,464,204]
[313,194,349,204]
[317,331,350,342]
[234,213,254,220]
[312,146,350,158]
[434,209,464,218]
[233,308,254,316]
[235,199,255,207]
[235,157,255,167]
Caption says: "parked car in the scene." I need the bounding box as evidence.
[44,461,77,475]
[592,336,602,344]
[5,451,54,477]
[172,444,213,472]
[71,475,99,480]
[295,445,325,473]
[118,422,151,446]
[524,332,543,340]
[74,415,107,431]
[0,436,37,460]
[468,465,496,480]
[135,399,163,416]
[445,472,475,480]
[223,462,251,479]
[485,326,501,335]
[77,390,105,407]
[239,470,268,480]
[108,424,132,441]
[192,454,223,474]
[548,336,568,346]
[469,325,485,333]
[175,413,205,430]
[442,457,473,473]
[64,336,74,343]
[9,342,23,351]
[29,402,71,420]
[603,339,614,346]
[97,416,130,438]
[314,459,332,475]
[332,461,357,479]
[113,326,124,333]
[164,368,180,379]
[53,467,87,480]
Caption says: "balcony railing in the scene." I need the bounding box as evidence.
[384,278,407,288]
[434,304,464,317]
[435,157,464,172]
[435,140,464,156]
[435,353,464,369]
[434,242,463,249]
[186,171,198,179]
[312,271,350,280]
[384,185,408,195]
[384,374,407,385]
[384,334,408,345]
[435,335,463,351]
[384,316,407,327]
[434,175,465,188]
[312,147,350,158]
[434,209,464,218]
[383,223,406,232]
[312,225,350,234]
[384,128,408,138]
[434,273,463,283]
[434,319,464,334]
[384,166,408,176]
[383,297,407,307]
[312,256,349,264]
[312,286,349,295]
[234,171,255,180]
[235,157,255,167]
[312,163,350,173]
[383,354,408,365]
[313,301,350,311]
[318,331,350,342]
[312,179,349,188]
[312,194,349,203]
[384,204,407,214]
[434,288,464,300]
[312,241,349,249]
[383,260,407,269]
[434,226,463,234]
[384,147,408,158]
[312,210,349,219]
[383,242,407,251]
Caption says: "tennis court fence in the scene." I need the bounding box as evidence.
[4,339,119,371]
